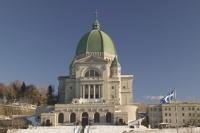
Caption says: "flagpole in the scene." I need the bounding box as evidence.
[175,89,179,133]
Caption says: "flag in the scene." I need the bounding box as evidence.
[160,90,176,104]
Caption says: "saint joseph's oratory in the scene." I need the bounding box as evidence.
[41,19,138,126]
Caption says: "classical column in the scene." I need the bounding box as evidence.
[88,85,90,99]
[83,85,85,99]
[94,85,96,99]
[80,85,82,98]
[99,85,101,98]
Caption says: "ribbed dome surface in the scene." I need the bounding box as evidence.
[75,20,116,57]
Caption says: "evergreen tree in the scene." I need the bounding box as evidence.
[18,81,26,100]
[47,85,54,105]
[21,82,26,95]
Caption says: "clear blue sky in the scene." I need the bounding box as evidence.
[0,0,200,103]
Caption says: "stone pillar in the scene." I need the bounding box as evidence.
[80,85,82,98]
[99,85,101,98]
[83,85,85,99]
[94,84,96,99]
[88,85,90,99]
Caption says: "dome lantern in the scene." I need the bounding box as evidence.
[92,19,100,30]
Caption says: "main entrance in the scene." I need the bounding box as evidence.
[82,112,88,126]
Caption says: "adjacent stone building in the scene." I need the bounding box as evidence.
[148,102,200,128]
[41,19,137,126]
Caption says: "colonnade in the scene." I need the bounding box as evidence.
[81,84,102,99]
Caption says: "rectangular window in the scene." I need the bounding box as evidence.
[90,85,94,98]
[95,85,99,98]
[90,94,94,98]
[90,70,95,77]
[85,85,88,98]
[95,94,99,98]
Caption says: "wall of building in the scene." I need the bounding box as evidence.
[41,113,58,126]
[120,76,134,105]
[54,103,115,124]
[148,102,200,128]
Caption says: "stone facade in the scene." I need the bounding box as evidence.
[148,102,200,128]
[40,19,137,126]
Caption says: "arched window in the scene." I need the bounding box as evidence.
[106,112,112,123]
[82,112,89,126]
[70,112,76,123]
[46,119,51,126]
[94,112,100,123]
[58,113,64,123]
[85,69,100,78]
[119,118,123,125]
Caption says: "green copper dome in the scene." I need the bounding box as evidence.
[75,20,117,57]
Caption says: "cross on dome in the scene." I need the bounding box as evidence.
[92,10,100,30]
[95,9,98,20]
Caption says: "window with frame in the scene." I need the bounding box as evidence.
[85,69,100,78]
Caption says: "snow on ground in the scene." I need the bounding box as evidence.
[7,126,82,133]
[7,125,149,133]
[84,125,130,133]
[7,126,200,133]
[84,125,150,133]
